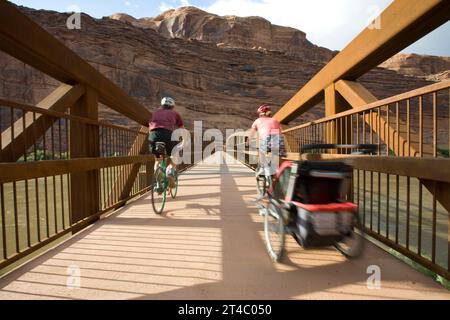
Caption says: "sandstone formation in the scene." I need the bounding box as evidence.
[380,53,450,81]
[109,6,336,62]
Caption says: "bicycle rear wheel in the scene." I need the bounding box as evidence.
[169,170,179,199]
[151,167,167,214]
[264,202,286,262]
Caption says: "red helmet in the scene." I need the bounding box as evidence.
[257,104,271,116]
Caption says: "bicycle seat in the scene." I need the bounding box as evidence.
[155,142,166,154]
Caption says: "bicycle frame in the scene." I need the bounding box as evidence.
[151,149,178,214]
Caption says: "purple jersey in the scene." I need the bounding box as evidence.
[149,108,183,131]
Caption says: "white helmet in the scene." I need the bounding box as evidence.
[161,97,175,109]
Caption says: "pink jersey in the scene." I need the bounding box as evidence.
[149,108,183,131]
[251,117,282,138]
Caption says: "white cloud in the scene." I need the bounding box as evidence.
[159,0,191,12]
[125,1,140,9]
[203,0,393,50]
[159,2,172,12]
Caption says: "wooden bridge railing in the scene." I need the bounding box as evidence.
[0,98,154,270]
[0,2,197,272]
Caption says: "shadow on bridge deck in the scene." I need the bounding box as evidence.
[0,153,448,300]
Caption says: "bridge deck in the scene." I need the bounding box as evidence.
[0,153,448,299]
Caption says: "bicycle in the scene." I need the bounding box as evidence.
[151,142,179,215]
[262,144,376,262]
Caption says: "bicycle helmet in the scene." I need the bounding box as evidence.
[257,104,271,116]
[161,97,175,109]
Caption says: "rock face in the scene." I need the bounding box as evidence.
[110,6,336,62]
[0,5,446,133]
[380,53,450,81]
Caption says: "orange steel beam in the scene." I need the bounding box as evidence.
[0,1,151,126]
[335,80,434,157]
[274,0,450,124]
[334,80,377,108]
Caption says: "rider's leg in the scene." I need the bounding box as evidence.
[267,135,286,176]
[165,157,177,188]
[255,150,269,202]
[166,158,176,174]
[258,150,269,176]
[148,136,160,172]
[154,158,161,172]
[258,136,270,175]
[165,140,179,176]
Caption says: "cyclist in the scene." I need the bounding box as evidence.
[149,97,184,178]
[249,104,287,178]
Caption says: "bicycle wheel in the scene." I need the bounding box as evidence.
[334,213,365,259]
[169,170,179,199]
[264,202,286,262]
[256,174,267,197]
[151,167,167,215]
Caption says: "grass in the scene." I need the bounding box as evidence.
[438,148,449,158]
[363,233,450,290]
[387,248,450,290]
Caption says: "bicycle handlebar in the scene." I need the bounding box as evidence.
[300,144,378,155]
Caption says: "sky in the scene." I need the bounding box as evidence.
[10,0,450,56]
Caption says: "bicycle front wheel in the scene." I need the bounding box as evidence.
[256,175,267,197]
[264,202,286,262]
[151,167,167,215]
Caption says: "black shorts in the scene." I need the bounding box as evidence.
[148,128,177,156]
[149,128,176,156]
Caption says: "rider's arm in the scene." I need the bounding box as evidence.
[250,118,259,138]
[249,128,257,140]
[175,112,184,129]
[247,126,258,148]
